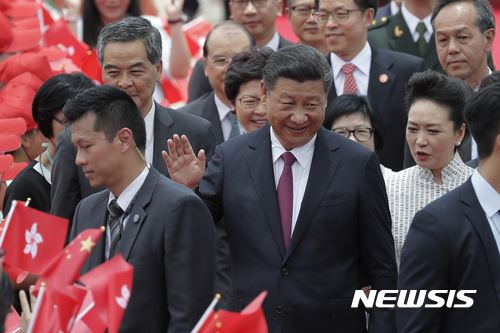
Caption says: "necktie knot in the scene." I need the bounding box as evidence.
[281,152,296,167]
[341,63,356,75]
[416,21,427,36]
[108,199,123,219]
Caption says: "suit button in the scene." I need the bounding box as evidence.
[275,306,283,314]
[281,267,289,276]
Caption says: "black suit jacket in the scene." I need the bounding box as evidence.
[70,168,216,332]
[178,92,225,144]
[326,46,426,171]
[398,179,500,333]
[187,34,294,102]
[198,125,397,333]
[51,103,217,223]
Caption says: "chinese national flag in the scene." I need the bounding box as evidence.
[35,228,104,292]
[79,255,134,333]
[198,291,269,333]
[43,19,89,68]
[0,201,68,275]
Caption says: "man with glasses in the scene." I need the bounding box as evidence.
[187,0,293,102]
[318,0,426,171]
[287,0,329,54]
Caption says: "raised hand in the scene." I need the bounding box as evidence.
[162,134,205,190]
[165,0,185,21]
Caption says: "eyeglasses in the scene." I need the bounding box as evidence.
[290,4,316,17]
[238,96,261,109]
[53,116,69,127]
[231,0,269,9]
[313,8,362,22]
[208,57,232,68]
[331,127,374,142]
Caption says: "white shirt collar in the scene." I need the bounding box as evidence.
[33,161,51,185]
[108,166,149,212]
[265,32,281,51]
[390,0,400,15]
[471,169,500,219]
[330,42,372,78]
[214,93,233,122]
[401,3,433,41]
[143,101,155,144]
[270,127,316,169]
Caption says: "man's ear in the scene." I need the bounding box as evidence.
[203,58,209,77]
[155,60,163,81]
[484,28,495,52]
[117,128,134,152]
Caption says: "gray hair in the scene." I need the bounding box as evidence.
[431,0,496,32]
[263,44,332,95]
[96,16,162,64]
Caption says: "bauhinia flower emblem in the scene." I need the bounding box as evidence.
[115,285,130,309]
[24,223,43,258]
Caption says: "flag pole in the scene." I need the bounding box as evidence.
[0,201,18,247]
[27,283,46,333]
[191,293,221,333]
[24,198,32,207]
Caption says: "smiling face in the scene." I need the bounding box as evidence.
[262,78,326,149]
[233,80,267,132]
[406,99,465,175]
[94,0,131,25]
[101,39,161,116]
[288,0,325,50]
[433,2,494,88]
[331,112,375,151]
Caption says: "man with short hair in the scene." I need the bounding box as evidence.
[397,82,500,333]
[164,44,397,333]
[318,0,426,171]
[287,0,329,54]
[51,17,217,223]
[67,85,216,332]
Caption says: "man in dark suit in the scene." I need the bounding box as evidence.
[318,0,426,171]
[67,86,216,332]
[51,17,217,222]
[179,21,254,145]
[397,82,500,333]
[187,0,294,101]
[164,45,397,333]
[375,0,401,20]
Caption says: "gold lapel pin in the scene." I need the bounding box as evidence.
[379,74,389,84]
[394,25,403,38]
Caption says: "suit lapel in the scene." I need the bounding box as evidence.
[116,168,159,260]
[387,13,420,56]
[245,125,286,257]
[206,93,224,144]
[326,53,338,105]
[86,194,108,270]
[284,129,341,262]
[461,181,500,306]
[152,103,174,177]
[368,47,397,113]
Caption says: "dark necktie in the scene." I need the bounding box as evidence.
[107,199,124,259]
[341,63,359,95]
[277,152,296,250]
[416,21,428,57]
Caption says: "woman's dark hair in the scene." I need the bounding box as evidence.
[324,95,384,152]
[82,0,141,48]
[32,73,95,140]
[224,47,273,104]
[405,70,471,131]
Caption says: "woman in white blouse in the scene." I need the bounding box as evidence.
[385,70,474,266]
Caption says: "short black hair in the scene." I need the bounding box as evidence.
[352,0,378,16]
[263,44,332,95]
[32,73,95,139]
[464,82,500,158]
[479,71,500,89]
[405,70,470,131]
[63,85,146,153]
[431,0,495,32]
[324,95,384,152]
[224,47,273,104]
[202,20,255,58]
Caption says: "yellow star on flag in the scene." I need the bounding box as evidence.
[80,236,96,253]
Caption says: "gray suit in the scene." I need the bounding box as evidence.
[70,168,216,332]
[51,103,217,224]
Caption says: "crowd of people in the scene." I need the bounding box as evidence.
[0,0,499,332]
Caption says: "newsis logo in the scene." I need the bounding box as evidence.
[351,290,476,308]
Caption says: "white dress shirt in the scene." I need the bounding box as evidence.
[143,102,155,164]
[400,4,433,43]
[105,166,149,259]
[270,127,316,236]
[214,94,235,141]
[330,42,372,96]
[264,32,281,51]
[471,169,500,254]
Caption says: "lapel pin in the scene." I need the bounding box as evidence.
[394,25,403,38]
[379,74,389,84]
[133,214,140,223]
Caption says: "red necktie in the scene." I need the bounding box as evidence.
[342,63,359,95]
[277,152,296,250]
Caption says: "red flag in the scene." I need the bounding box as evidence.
[79,255,134,333]
[43,19,89,68]
[0,201,69,276]
[70,292,106,333]
[197,291,269,333]
[182,16,212,59]
[80,48,103,83]
[35,228,104,292]
[4,306,21,333]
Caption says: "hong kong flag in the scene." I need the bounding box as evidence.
[4,306,21,333]
[0,201,68,275]
[77,255,134,333]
